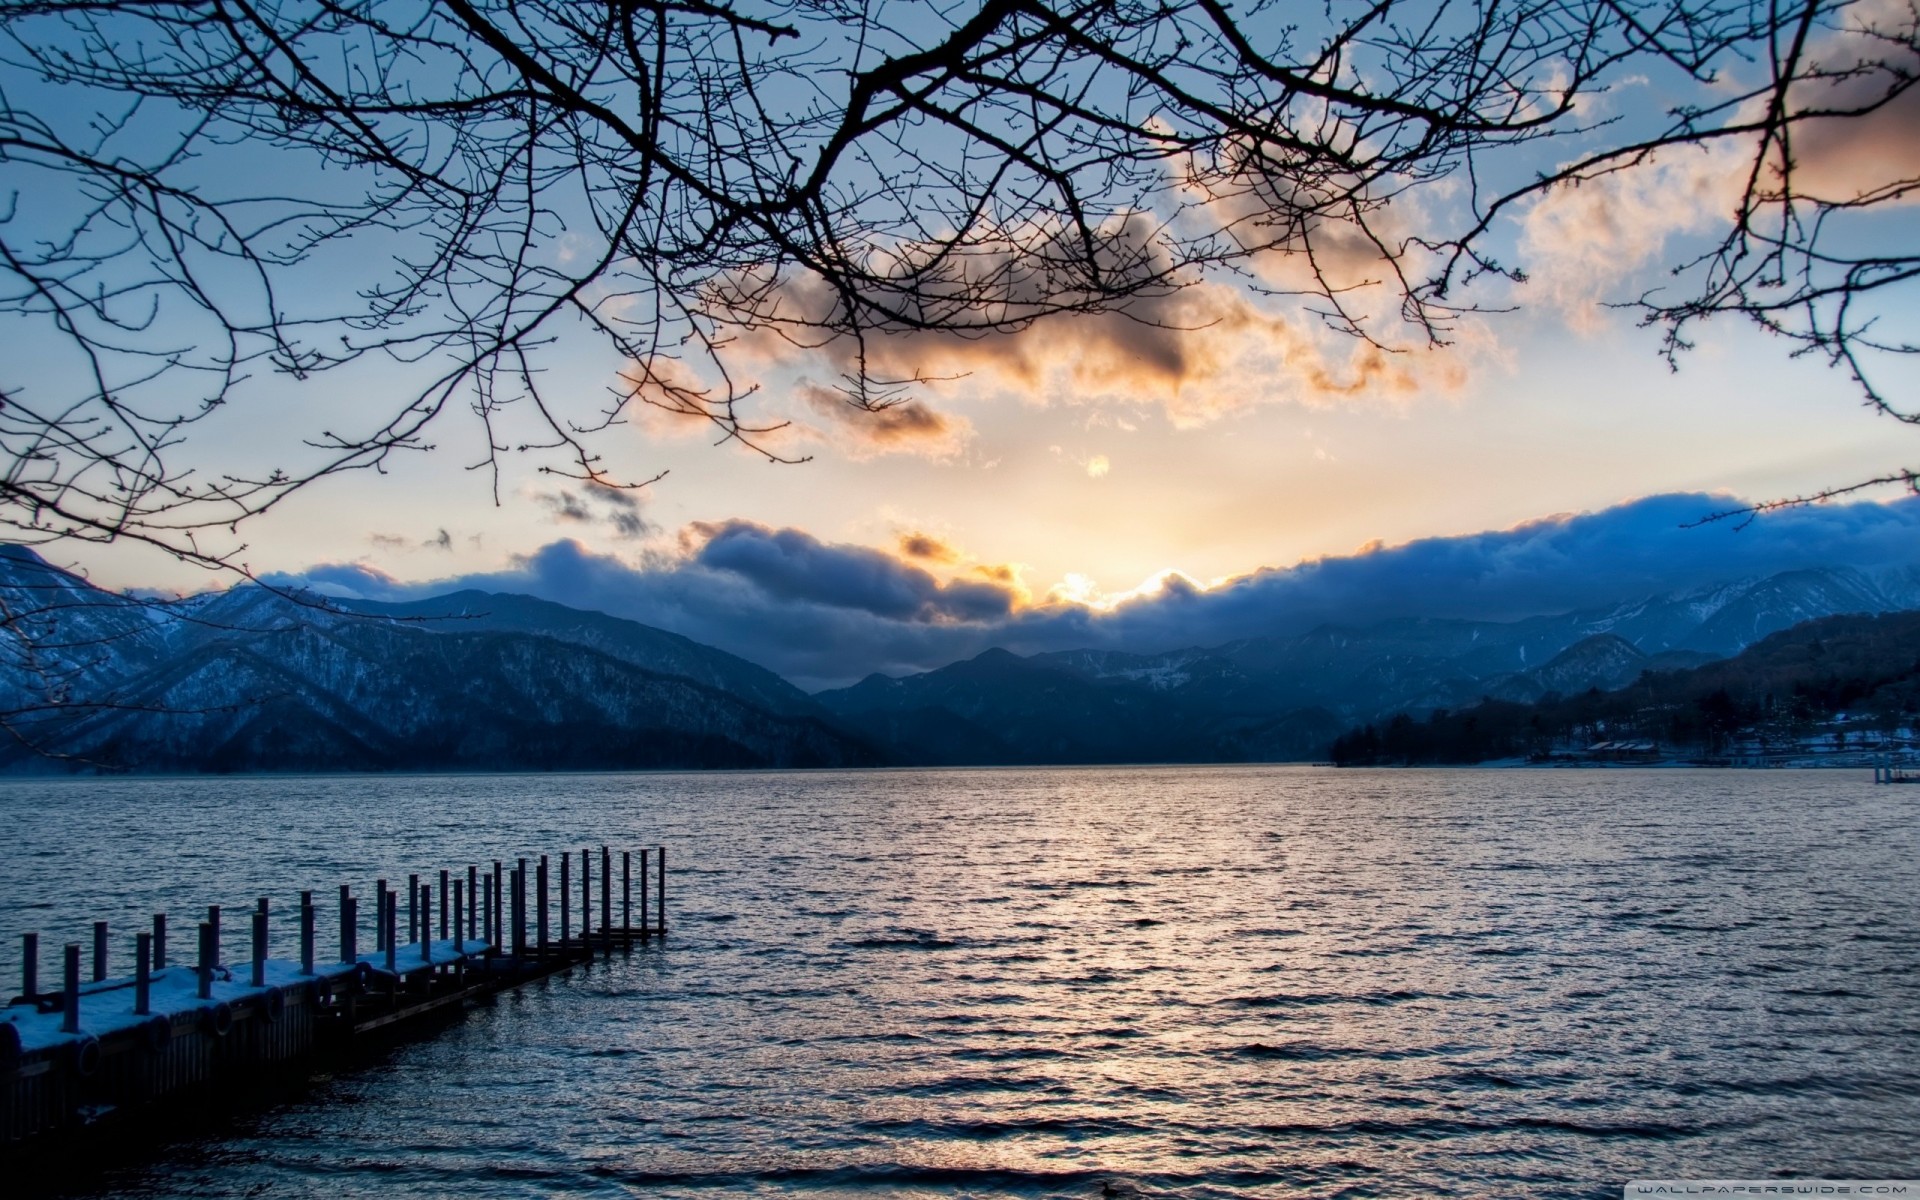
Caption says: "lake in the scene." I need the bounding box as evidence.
[1,766,1916,1198]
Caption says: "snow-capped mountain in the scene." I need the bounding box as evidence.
[0,551,875,773]
[817,564,1920,762]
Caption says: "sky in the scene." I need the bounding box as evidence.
[22,0,1920,689]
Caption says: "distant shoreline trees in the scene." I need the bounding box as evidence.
[1329,611,1920,765]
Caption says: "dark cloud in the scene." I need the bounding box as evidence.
[281,493,1920,690]
[899,532,960,563]
[533,483,653,540]
[798,385,970,458]
[689,520,1018,623]
[367,530,455,552]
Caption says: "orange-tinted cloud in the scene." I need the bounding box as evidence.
[796,383,972,459]
[720,216,1469,431]
[898,532,960,563]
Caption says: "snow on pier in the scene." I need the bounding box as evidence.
[2,846,666,1145]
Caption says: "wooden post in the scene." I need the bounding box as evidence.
[453,879,464,948]
[623,850,631,940]
[375,879,388,951]
[207,904,221,968]
[507,867,520,957]
[251,901,268,988]
[407,873,419,947]
[197,922,214,1000]
[20,932,36,1000]
[581,848,591,944]
[537,855,550,951]
[92,920,108,982]
[601,845,612,952]
[467,865,479,942]
[514,858,527,957]
[421,885,433,963]
[560,852,571,945]
[300,891,315,975]
[61,944,80,1033]
[384,889,397,973]
[339,886,356,963]
[439,869,450,939]
[658,845,667,934]
[641,849,649,938]
[134,932,152,1016]
[481,868,493,946]
[153,912,166,969]
[493,861,503,949]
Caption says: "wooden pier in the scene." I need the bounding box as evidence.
[1,844,666,1147]
[1872,758,1917,784]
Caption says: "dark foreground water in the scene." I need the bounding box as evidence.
[1,766,1916,1198]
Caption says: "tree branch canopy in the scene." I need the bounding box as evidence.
[0,0,1914,566]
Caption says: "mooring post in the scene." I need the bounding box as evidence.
[208,904,222,968]
[514,859,528,957]
[641,849,650,939]
[197,922,214,1000]
[537,855,550,951]
[340,886,356,963]
[453,878,464,948]
[300,891,315,975]
[154,912,167,969]
[21,932,37,1000]
[622,850,631,942]
[481,869,492,946]
[408,873,419,947]
[439,869,450,940]
[93,920,109,982]
[601,846,612,952]
[384,888,397,974]
[134,932,152,1016]
[421,885,433,964]
[658,845,667,934]
[61,944,80,1033]
[252,899,268,988]
[581,848,591,945]
[507,866,520,957]
[560,852,571,945]
[468,865,479,942]
[375,879,388,951]
[493,861,504,949]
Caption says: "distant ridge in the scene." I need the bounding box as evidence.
[817,564,1920,764]
[2,546,1915,771]
[0,549,877,774]
[1329,610,1920,765]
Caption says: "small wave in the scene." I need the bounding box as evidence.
[1223,988,1439,1009]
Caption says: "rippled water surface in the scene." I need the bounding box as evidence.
[2,766,1917,1198]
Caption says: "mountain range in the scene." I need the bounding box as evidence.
[0,549,872,773]
[813,564,1920,763]
[1,544,1915,772]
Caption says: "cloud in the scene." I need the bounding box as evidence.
[1519,1,1920,317]
[279,492,1920,691]
[796,384,972,459]
[686,520,1018,623]
[898,532,960,563]
[719,213,1470,439]
[777,278,1460,429]
[368,528,459,552]
[532,483,652,539]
